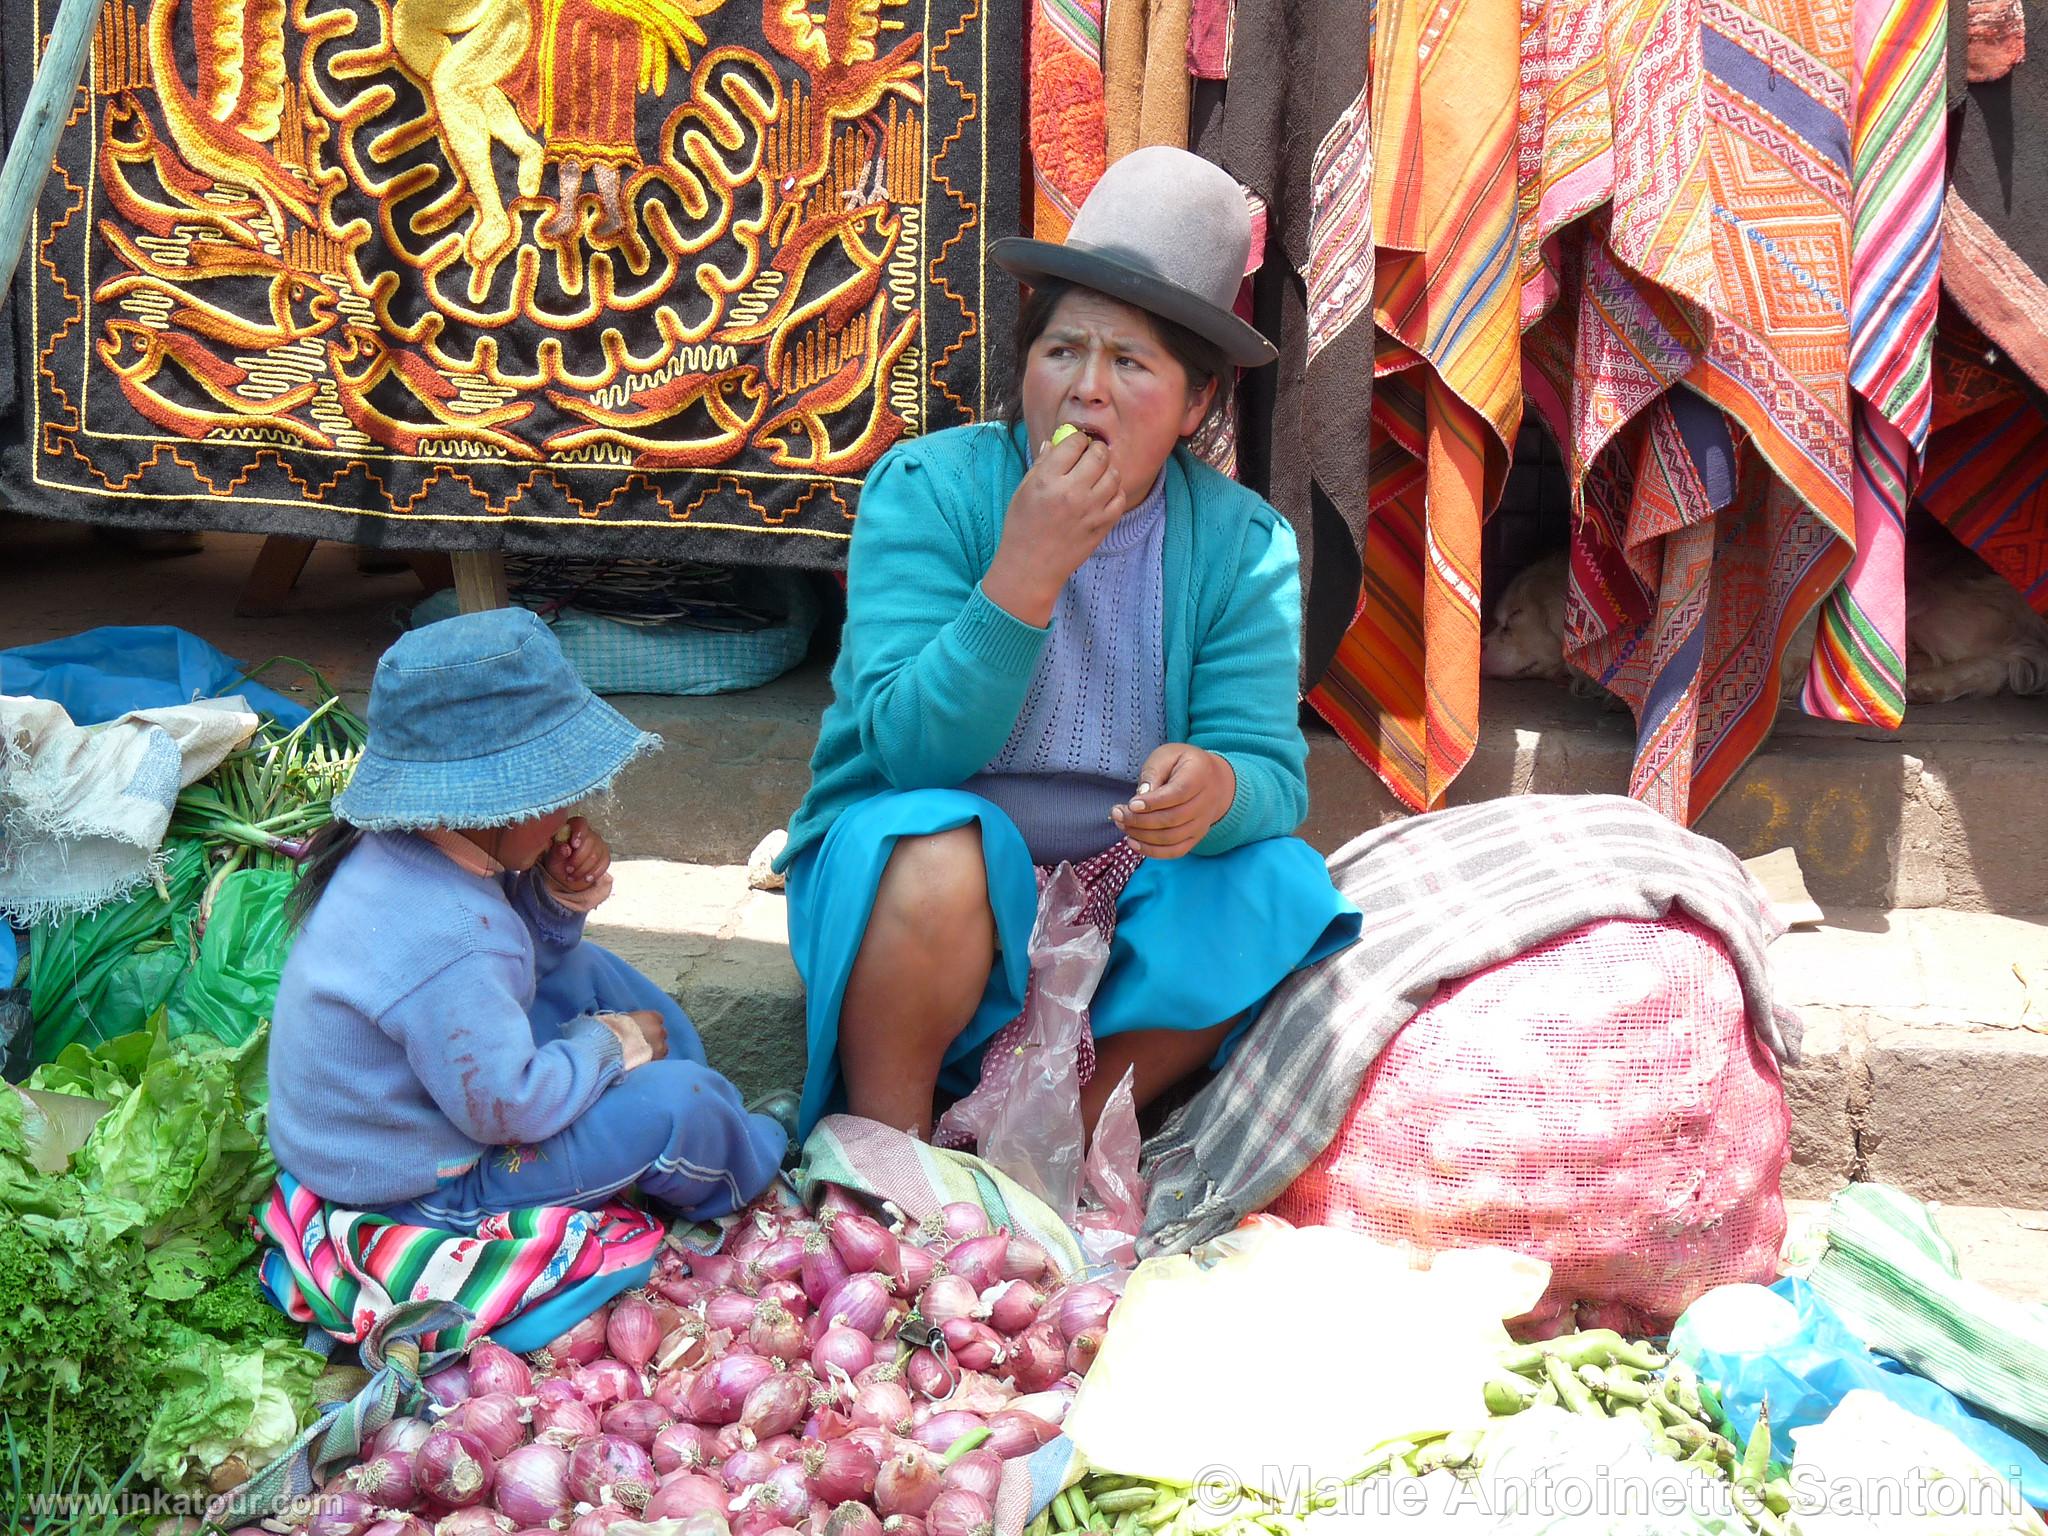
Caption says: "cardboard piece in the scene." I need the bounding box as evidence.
[1744,847,1826,928]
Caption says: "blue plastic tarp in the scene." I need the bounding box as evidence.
[0,626,311,726]
[1680,1278,2048,1504]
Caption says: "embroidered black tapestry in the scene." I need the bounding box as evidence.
[1,0,1020,561]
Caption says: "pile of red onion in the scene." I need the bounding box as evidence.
[248,1197,1120,1536]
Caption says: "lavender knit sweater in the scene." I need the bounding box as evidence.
[961,472,1167,864]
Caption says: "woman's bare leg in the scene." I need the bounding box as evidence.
[838,829,996,1137]
[1080,1016,1240,1135]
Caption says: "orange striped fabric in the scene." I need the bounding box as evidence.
[1306,0,1522,812]
[1028,0,1109,241]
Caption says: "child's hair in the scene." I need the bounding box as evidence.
[288,819,365,929]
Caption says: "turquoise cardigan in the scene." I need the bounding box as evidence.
[778,422,1310,870]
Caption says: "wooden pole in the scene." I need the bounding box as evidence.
[0,0,106,301]
[234,535,317,617]
[451,551,510,612]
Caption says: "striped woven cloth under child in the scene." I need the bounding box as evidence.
[253,1172,668,1352]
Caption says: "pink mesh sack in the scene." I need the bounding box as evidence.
[1269,912,1790,1336]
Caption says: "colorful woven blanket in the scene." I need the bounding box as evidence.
[1286,0,1888,824]
[1518,0,1854,823]
[1028,0,1108,242]
[254,1173,668,1353]
[3,0,1021,559]
[1919,310,2048,616]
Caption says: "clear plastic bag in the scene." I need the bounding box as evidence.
[936,865,1107,1220]
[1076,1066,1144,1266]
[1791,1391,2047,1536]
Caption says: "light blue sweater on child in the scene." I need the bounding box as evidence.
[267,831,626,1205]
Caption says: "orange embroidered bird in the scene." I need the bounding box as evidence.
[327,325,541,459]
[758,0,924,195]
[97,320,335,447]
[754,291,914,473]
[147,0,319,237]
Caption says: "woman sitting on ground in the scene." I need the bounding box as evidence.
[267,610,787,1227]
[776,146,1363,1141]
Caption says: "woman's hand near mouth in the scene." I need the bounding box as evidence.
[984,426,1125,625]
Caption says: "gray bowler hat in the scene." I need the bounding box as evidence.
[991,146,1277,368]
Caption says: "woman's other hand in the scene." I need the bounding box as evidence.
[983,429,1125,626]
[543,814,612,893]
[599,1009,669,1070]
[1112,744,1237,858]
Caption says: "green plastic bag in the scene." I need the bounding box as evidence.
[165,867,297,1046]
[1809,1183,2048,1440]
[24,841,207,1063]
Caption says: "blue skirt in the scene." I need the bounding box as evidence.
[785,789,1363,1137]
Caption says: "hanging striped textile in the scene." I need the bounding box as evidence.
[255,1173,667,1352]
[1804,0,1947,727]
[1028,0,1109,241]
[1919,313,2048,616]
[1506,0,1854,822]
[1310,380,1431,799]
[1306,0,1521,812]
[1194,0,1372,677]
[1620,0,1854,819]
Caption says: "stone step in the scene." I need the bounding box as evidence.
[4,517,2041,911]
[1775,908,2048,1206]
[596,663,2048,915]
[586,861,806,1105]
[590,864,2048,1209]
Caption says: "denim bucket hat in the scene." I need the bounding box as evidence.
[334,609,658,832]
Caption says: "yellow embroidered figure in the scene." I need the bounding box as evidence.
[389,0,547,276]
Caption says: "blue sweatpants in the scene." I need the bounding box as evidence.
[371,942,788,1228]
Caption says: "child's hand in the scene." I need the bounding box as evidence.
[543,816,611,894]
[599,1009,669,1070]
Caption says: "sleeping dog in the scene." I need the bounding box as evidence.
[1480,547,2048,704]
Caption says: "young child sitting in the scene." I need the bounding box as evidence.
[266,609,787,1228]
